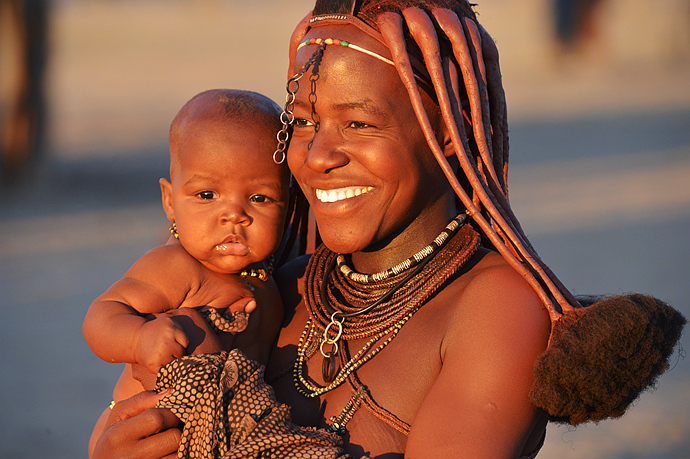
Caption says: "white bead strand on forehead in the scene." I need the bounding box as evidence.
[297,37,395,66]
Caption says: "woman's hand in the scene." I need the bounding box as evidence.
[92,391,181,459]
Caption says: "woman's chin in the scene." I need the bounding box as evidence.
[318,231,371,255]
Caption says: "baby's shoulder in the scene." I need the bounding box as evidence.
[145,242,196,263]
[125,243,201,281]
[129,242,194,268]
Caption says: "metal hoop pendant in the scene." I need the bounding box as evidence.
[322,351,338,383]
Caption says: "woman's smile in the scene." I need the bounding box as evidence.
[315,186,373,203]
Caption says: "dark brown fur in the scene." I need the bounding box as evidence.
[530,294,686,425]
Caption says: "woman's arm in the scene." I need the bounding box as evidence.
[405,263,551,458]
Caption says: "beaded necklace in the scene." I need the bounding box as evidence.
[337,214,466,285]
[239,256,273,282]
[294,213,480,397]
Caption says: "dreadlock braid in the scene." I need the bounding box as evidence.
[357,0,476,24]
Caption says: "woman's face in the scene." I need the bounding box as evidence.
[287,24,456,259]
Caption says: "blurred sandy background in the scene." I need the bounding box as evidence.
[1,0,689,457]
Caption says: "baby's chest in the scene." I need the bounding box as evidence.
[179,279,248,310]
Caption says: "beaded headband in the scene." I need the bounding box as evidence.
[297,37,394,67]
[287,0,432,87]
[296,36,432,95]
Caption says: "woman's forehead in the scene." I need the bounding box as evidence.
[292,51,405,113]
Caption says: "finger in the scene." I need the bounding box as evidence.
[174,328,190,350]
[103,409,180,459]
[244,298,257,314]
[133,412,181,456]
[133,408,179,443]
[228,297,256,314]
[107,390,163,425]
[131,363,159,391]
[171,343,186,360]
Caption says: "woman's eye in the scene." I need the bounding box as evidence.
[293,118,314,127]
[197,190,215,200]
[348,121,372,129]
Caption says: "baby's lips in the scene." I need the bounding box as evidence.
[215,242,250,256]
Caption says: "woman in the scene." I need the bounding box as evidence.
[264,3,550,457]
[92,1,684,457]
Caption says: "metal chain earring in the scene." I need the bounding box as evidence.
[273,43,326,165]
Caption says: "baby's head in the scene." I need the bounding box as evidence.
[160,89,289,274]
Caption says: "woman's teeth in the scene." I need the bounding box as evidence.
[315,186,373,203]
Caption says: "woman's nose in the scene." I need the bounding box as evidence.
[219,202,251,226]
[303,126,349,174]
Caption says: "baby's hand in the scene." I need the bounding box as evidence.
[202,298,257,335]
[227,297,257,315]
[133,316,189,374]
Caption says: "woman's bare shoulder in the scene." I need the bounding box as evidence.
[444,249,551,348]
[457,249,543,305]
[407,249,551,458]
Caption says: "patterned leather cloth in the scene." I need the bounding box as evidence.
[156,349,349,459]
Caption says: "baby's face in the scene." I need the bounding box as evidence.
[167,120,288,274]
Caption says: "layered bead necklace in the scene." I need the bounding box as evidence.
[294,213,480,398]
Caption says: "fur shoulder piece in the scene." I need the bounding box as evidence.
[530,293,686,425]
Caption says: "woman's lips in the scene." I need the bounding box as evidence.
[315,186,373,203]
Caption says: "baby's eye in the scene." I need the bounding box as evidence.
[250,194,270,203]
[197,190,216,200]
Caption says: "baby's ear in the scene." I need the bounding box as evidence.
[159,178,175,222]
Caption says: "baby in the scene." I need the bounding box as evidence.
[83,89,292,456]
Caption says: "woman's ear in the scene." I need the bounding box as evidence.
[440,121,456,158]
[159,178,175,222]
[442,133,455,158]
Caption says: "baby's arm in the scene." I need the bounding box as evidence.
[83,245,195,373]
[229,276,284,365]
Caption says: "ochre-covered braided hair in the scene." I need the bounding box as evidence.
[280,0,685,426]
